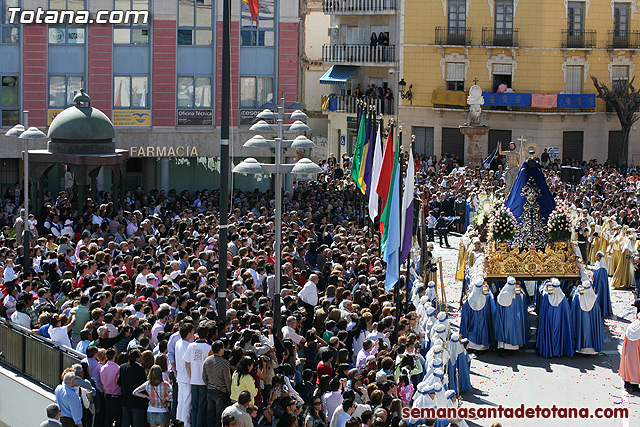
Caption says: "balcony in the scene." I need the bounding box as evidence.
[482,27,518,47]
[323,0,396,14]
[321,94,395,115]
[561,29,596,48]
[322,44,395,64]
[607,30,640,49]
[435,27,472,46]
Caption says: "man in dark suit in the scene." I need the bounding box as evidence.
[436,211,451,248]
[40,404,61,427]
[117,349,148,427]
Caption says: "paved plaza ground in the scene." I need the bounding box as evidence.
[432,234,639,427]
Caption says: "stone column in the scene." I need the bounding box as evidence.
[77,165,86,213]
[89,167,99,202]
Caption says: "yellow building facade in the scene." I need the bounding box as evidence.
[400,0,640,165]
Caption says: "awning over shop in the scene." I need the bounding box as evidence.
[319,65,358,85]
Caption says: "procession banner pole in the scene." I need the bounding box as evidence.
[439,257,447,308]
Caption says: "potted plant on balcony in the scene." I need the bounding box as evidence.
[547,201,572,244]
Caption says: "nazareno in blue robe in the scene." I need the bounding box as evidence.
[448,352,472,393]
[593,267,613,317]
[460,293,495,348]
[536,291,574,357]
[570,292,604,354]
[494,293,531,347]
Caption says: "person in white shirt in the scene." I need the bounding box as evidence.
[10,300,32,329]
[184,326,211,427]
[175,324,194,427]
[282,316,305,349]
[4,259,16,282]
[49,312,76,349]
[298,274,319,330]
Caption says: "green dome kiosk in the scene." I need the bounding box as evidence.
[29,90,129,213]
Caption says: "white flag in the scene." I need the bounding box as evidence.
[401,145,415,250]
[368,122,383,221]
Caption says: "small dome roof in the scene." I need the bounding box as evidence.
[48,89,115,141]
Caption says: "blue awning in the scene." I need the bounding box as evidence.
[319,65,358,85]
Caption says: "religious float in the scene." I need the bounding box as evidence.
[478,140,580,281]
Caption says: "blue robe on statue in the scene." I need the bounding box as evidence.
[536,283,574,357]
[494,288,531,347]
[460,287,495,349]
[593,265,612,318]
[570,284,604,354]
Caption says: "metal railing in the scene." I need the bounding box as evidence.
[322,44,395,63]
[607,30,640,48]
[323,0,396,13]
[435,27,472,45]
[482,27,518,47]
[562,29,596,48]
[322,94,394,115]
[0,319,82,390]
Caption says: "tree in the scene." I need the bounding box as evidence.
[591,75,640,166]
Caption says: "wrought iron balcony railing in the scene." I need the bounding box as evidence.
[562,29,596,48]
[482,27,518,47]
[323,0,396,14]
[322,44,395,64]
[435,27,472,46]
[607,30,640,49]
[322,94,395,115]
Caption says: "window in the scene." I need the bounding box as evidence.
[448,0,466,29]
[447,0,466,44]
[612,65,629,89]
[614,3,629,37]
[48,0,85,44]
[446,63,465,91]
[1,75,19,125]
[240,77,273,108]
[1,0,19,43]
[567,2,583,35]
[565,65,583,94]
[178,0,213,46]
[495,0,513,37]
[177,76,211,107]
[49,75,83,107]
[241,0,275,46]
[114,76,148,108]
[114,0,149,45]
[492,64,512,90]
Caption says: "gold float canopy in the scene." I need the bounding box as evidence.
[485,241,580,280]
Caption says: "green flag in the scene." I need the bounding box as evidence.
[380,135,400,253]
[350,112,366,184]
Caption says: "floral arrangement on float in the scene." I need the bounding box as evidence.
[487,205,517,242]
[547,201,572,242]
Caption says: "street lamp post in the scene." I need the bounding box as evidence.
[5,111,47,272]
[233,96,321,339]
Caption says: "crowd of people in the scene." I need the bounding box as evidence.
[0,146,638,427]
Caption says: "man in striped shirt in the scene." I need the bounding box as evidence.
[202,340,231,427]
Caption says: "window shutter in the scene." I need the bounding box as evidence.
[565,65,583,94]
[493,64,512,75]
[446,63,465,81]
[612,65,628,81]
